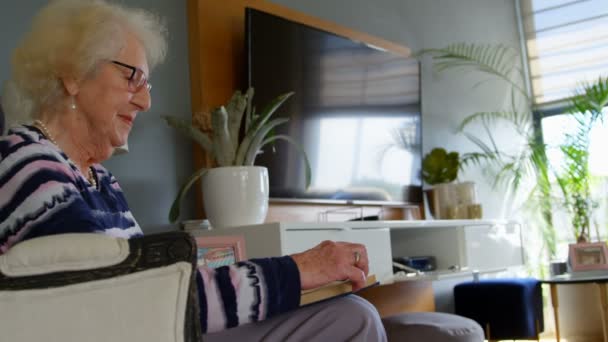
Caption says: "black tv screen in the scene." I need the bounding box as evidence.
[246,8,422,205]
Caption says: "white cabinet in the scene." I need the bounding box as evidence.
[384,220,524,313]
[191,219,523,287]
[388,220,524,272]
[462,223,524,271]
[192,222,394,282]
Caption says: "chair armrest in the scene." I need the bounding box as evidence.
[0,233,130,277]
[0,231,201,342]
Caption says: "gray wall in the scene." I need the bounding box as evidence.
[401,0,524,219]
[0,0,195,233]
[270,0,523,219]
[1,0,521,228]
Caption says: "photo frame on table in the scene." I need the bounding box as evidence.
[194,235,246,269]
[568,242,608,272]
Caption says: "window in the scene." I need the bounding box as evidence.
[540,108,608,256]
[519,0,608,105]
[519,0,608,254]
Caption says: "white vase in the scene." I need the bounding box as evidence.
[202,166,269,228]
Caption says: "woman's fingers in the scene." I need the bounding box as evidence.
[344,265,367,291]
[291,240,370,290]
[353,246,369,275]
[337,242,369,275]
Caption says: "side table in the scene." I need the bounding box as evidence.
[542,272,608,342]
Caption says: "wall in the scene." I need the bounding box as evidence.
[0,0,195,233]
[403,0,528,220]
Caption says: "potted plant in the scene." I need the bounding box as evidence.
[163,87,311,228]
[555,77,608,243]
[422,148,477,219]
[422,148,460,185]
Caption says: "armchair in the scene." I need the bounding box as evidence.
[0,231,201,342]
[0,96,4,134]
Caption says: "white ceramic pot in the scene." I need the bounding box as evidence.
[202,166,269,228]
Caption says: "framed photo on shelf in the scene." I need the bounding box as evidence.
[568,242,608,272]
[194,235,246,269]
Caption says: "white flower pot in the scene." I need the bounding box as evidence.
[201,166,269,228]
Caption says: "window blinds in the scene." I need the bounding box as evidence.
[520,0,608,104]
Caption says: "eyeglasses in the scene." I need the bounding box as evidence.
[110,60,151,92]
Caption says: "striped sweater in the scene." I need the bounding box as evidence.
[0,125,301,333]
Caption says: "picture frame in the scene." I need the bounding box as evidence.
[194,235,246,269]
[568,242,608,272]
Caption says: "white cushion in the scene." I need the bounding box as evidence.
[0,262,192,342]
[0,233,129,277]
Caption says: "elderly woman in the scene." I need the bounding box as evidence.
[0,1,385,341]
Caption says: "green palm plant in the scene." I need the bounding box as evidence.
[162,87,311,223]
[417,43,557,257]
[554,77,608,242]
[420,43,608,254]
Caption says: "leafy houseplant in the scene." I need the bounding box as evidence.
[422,148,460,185]
[417,43,538,191]
[554,77,608,243]
[419,43,608,255]
[421,148,465,219]
[163,87,311,225]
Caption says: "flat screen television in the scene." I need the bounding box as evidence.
[245,8,422,205]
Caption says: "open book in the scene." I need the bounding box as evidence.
[300,274,378,306]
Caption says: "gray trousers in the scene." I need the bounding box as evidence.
[203,295,387,342]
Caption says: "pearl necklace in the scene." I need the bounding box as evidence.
[33,120,97,189]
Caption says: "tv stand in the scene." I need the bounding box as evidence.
[192,219,523,313]
[349,215,380,221]
[192,219,523,284]
[266,201,423,223]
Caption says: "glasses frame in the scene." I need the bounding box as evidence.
[110,60,151,92]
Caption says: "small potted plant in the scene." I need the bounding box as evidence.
[422,148,460,186]
[422,148,478,219]
[163,87,311,228]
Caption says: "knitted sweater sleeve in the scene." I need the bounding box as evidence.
[196,256,301,333]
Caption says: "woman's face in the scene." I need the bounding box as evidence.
[72,32,151,153]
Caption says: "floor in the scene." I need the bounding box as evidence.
[489,339,555,342]
[490,338,567,342]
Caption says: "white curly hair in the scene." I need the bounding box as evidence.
[1,0,167,129]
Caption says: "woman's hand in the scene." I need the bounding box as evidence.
[290,240,369,291]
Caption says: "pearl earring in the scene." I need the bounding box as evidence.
[70,97,77,110]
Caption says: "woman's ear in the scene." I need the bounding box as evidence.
[61,77,80,96]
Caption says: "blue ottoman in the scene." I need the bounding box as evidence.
[454,278,543,340]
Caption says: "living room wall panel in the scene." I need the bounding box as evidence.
[187,0,418,222]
